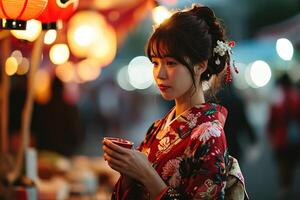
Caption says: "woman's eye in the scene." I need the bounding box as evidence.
[167,61,177,65]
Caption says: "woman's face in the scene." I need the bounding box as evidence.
[151,56,194,101]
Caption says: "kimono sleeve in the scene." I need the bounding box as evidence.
[156,121,229,199]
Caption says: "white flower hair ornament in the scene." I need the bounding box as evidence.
[214,40,232,57]
[213,40,238,83]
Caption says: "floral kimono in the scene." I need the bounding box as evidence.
[112,103,247,200]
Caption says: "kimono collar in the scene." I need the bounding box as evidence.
[166,103,228,138]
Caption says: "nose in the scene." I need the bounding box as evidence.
[155,64,167,80]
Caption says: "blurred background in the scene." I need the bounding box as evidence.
[0,0,300,199]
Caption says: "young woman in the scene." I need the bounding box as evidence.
[103,4,247,200]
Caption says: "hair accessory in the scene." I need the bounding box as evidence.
[213,40,232,57]
[213,40,238,83]
[215,58,220,65]
[226,63,232,83]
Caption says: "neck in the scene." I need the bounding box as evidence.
[174,86,205,117]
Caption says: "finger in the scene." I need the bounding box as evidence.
[103,139,130,154]
[104,153,125,167]
[104,154,126,172]
[103,145,125,160]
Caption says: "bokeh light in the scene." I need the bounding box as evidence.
[128,56,154,90]
[116,65,135,91]
[44,30,57,45]
[67,11,117,67]
[88,24,117,67]
[55,62,76,83]
[16,57,30,75]
[73,25,96,47]
[276,38,293,61]
[34,69,51,104]
[49,44,70,65]
[5,57,18,76]
[249,60,272,88]
[11,50,23,64]
[152,6,171,25]
[76,59,102,82]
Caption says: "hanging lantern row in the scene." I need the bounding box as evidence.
[0,0,78,30]
[0,0,48,29]
[38,0,78,30]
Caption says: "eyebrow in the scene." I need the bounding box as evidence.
[150,54,174,59]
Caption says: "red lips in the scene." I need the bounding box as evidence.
[158,84,170,91]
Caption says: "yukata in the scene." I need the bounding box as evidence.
[112,103,247,200]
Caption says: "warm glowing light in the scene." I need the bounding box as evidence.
[76,59,101,82]
[16,57,30,75]
[68,11,106,57]
[152,6,171,24]
[44,30,57,45]
[49,44,70,65]
[249,60,272,88]
[55,62,76,83]
[88,24,117,67]
[5,57,18,76]
[116,65,135,91]
[11,50,23,64]
[73,25,96,47]
[11,20,42,42]
[276,38,294,61]
[34,69,51,104]
[67,10,117,66]
[128,56,154,90]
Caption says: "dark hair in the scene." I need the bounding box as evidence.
[146,4,229,96]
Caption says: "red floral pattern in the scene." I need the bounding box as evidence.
[112,103,246,199]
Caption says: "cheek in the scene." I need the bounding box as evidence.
[176,74,194,93]
[153,69,158,82]
[176,78,193,92]
[173,69,193,87]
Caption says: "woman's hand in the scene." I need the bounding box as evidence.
[102,139,167,199]
[102,139,151,181]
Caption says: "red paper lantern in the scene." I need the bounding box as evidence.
[37,0,78,30]
[0,0,48,30]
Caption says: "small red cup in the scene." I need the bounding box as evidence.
[103,137,134,149]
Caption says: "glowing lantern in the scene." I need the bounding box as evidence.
[11,19,42,42]
[37,0,78,30]
[0,0,48,30]
[67,11,117,67]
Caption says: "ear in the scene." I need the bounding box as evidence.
[194,60,208,76]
